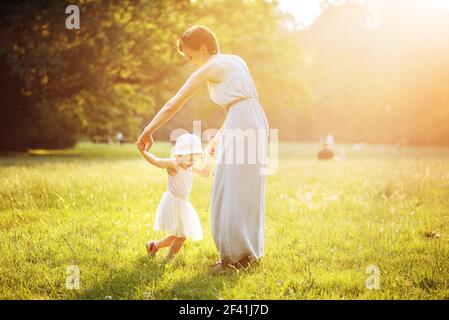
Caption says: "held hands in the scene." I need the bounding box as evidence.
[136,141,146,153]
[137,131,154,152]
[207,136,219,157]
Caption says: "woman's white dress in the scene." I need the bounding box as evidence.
[207,54,269,264]
[154,161,203,241]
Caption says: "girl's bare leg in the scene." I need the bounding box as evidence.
[166,237,186,260]
[155,235,177,249]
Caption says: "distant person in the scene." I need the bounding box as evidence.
[317,142,334,160]
[116,131,124,144]
[326,134,334,148]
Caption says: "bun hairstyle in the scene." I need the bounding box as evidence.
[177,25,219,55]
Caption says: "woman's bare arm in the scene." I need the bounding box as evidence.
[207,123,225,156]
[139,60,223,148]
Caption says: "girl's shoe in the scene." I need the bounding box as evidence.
[145,241,158,257]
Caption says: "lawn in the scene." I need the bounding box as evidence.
[1,142,448,299]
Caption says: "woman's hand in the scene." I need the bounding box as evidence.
[138,131,154,151]
[207,136,219,156]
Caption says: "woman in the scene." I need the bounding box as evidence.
[138,25,269,271]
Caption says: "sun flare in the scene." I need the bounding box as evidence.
[279,0,449,29]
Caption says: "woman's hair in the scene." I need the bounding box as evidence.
[177,25,219,55]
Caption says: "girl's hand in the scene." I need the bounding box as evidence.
[136,142,145,152]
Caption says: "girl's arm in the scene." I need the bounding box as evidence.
[137,143,176,170]
[192,152,212,177]
[138,60,224,149]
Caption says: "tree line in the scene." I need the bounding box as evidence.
[1,0,448,151]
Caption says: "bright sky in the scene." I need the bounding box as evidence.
[433,0,449,10]
[278,0,323,29]
[278,0,449,29]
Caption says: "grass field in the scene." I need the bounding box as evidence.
[1,142,449,300]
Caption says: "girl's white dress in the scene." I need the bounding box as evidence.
[154,161,203,241]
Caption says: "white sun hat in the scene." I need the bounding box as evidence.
[173,133,203,156]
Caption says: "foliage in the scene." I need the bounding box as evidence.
[0,0,309,150]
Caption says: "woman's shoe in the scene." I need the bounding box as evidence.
[210,260,227,274]
[145,241,158,257]
[236,255,252,269]
[210,260,239,274]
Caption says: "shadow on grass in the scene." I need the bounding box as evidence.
[76,255,241,300]
[156,265,242,300]
[77,255,165,300]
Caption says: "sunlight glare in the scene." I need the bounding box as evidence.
[278,0,323,29]
[433,0,449,10]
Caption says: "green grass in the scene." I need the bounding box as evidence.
[1,142,449,299]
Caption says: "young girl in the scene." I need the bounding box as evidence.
[137,133,212,261]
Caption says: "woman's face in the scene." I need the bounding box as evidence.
[181,45,211,67]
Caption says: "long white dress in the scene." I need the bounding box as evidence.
[207,54,269,264]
